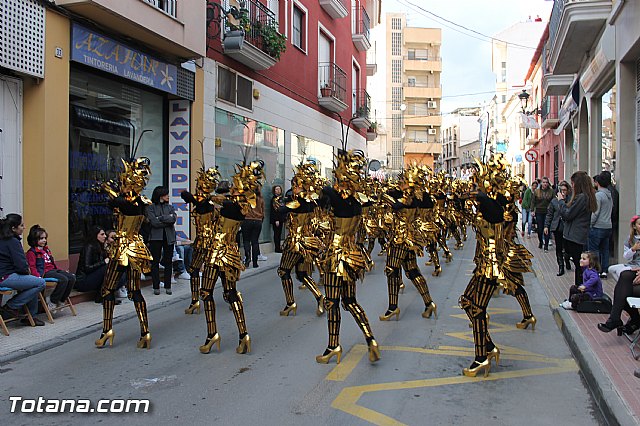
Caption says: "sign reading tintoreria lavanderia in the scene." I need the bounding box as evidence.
[70,23,177,95]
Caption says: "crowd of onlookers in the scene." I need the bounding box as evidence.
[521,170,640,355]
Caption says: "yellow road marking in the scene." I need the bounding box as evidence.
[326,344,367,382]
[325,307,579,425]
[331,362,578,426]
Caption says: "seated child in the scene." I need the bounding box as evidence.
[560,251,603,310]
[26,225,76,309]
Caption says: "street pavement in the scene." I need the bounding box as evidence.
[0,240,609,425]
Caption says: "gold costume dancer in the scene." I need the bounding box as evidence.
[431,175,453,264]
[95,157,153,349]
[415,169,443,277]
[380,167,436,321]
[458,154,529,378]
[502,177,536,330]
[198,160,265,355]
[316,150,380,365]
[180,166,221,315]
[277,161,325,317]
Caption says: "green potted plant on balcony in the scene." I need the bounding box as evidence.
[254,20,287,60]
[223,7,250,50]
[355,105,369,118]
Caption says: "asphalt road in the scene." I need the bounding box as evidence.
[1,241,604,425]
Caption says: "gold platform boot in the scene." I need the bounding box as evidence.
[95,329,114,348]
[200,333,221,354]
[315,345,343,364]
[137,332,152,349]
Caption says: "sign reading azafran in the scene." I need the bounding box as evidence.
[70,24,177,95]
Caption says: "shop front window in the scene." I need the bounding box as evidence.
[290,134,335,180]
[69,68,165,253]
[214,108,285,243]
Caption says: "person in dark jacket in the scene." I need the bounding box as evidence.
[242,189,265,268]
[531,176,555,250]
[146,186,177,295]
[270,185,285,253]
[544,181,571,276]
[75,226,122,304]
[0,213,46,325]
[557,171,598,285]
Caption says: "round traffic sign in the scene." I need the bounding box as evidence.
[524,149,539,162]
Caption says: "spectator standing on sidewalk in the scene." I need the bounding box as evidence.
[26,225,76,309]
[521,180,537,238]
[588,174,613,278]
[270,185,285,253]
[600,170,619,253]
[545,181,572,276]
[0,214,46,326]
[146,186,177,295]
[242,189,265,268]
[531,177,554,251]
[558,171,598,286]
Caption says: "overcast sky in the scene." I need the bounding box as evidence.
[380,0,554,114]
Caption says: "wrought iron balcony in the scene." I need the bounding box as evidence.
[547,0,612,75]
[352,6,371,51]
[352,89,371,129]
[217,0,284,70]
[318,62,348,113]
[320,0,349,19]
[541,96,560,129]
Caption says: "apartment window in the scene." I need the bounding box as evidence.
[407,77,416,87]
[501,61,507,83]
[391,32,402,56]
[392,60,402,83]
[217,66,253,110]
[392,17,402,30]
[392,87,402,110]
[408,49,428,60]
[292,4,305,50]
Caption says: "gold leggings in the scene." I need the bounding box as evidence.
[200,264,247,339]
[459,274,496,358]
[187,247,207,303]
[323,272,374,348]
[101,261,148,336]
[385,246,433,310]
[278,251,322,305]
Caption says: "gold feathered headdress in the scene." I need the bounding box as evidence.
[333,149,368,203]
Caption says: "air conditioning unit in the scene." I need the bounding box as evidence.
[428,129,437,135]
[427,101,437,109]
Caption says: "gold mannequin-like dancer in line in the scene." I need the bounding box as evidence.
[198,159,264,355]
[180,166,221,315]
[316,150,380,365]
[95,157,154,349]
[277,161,326,317]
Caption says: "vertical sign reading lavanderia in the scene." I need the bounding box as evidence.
[169,100,191,240]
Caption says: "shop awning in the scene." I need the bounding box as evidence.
[554,79,580,136]
[519,113,540,129]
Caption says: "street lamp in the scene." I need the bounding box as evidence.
[518,89,530,114]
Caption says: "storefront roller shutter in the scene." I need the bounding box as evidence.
[0,0,45,78]
[177,67,195,101]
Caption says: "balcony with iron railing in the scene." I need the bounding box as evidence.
[320,0,349,19]
[366,42,377,76]
[221,0,284,70]
[318,62,348,113]
[541,96,560,128]
[352,89,371,129]
[542,42,573,95]
[547,0,612,75]
[352,6,371,51]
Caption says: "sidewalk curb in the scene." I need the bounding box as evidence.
[0,264,279,366]
[554,306,638,426]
